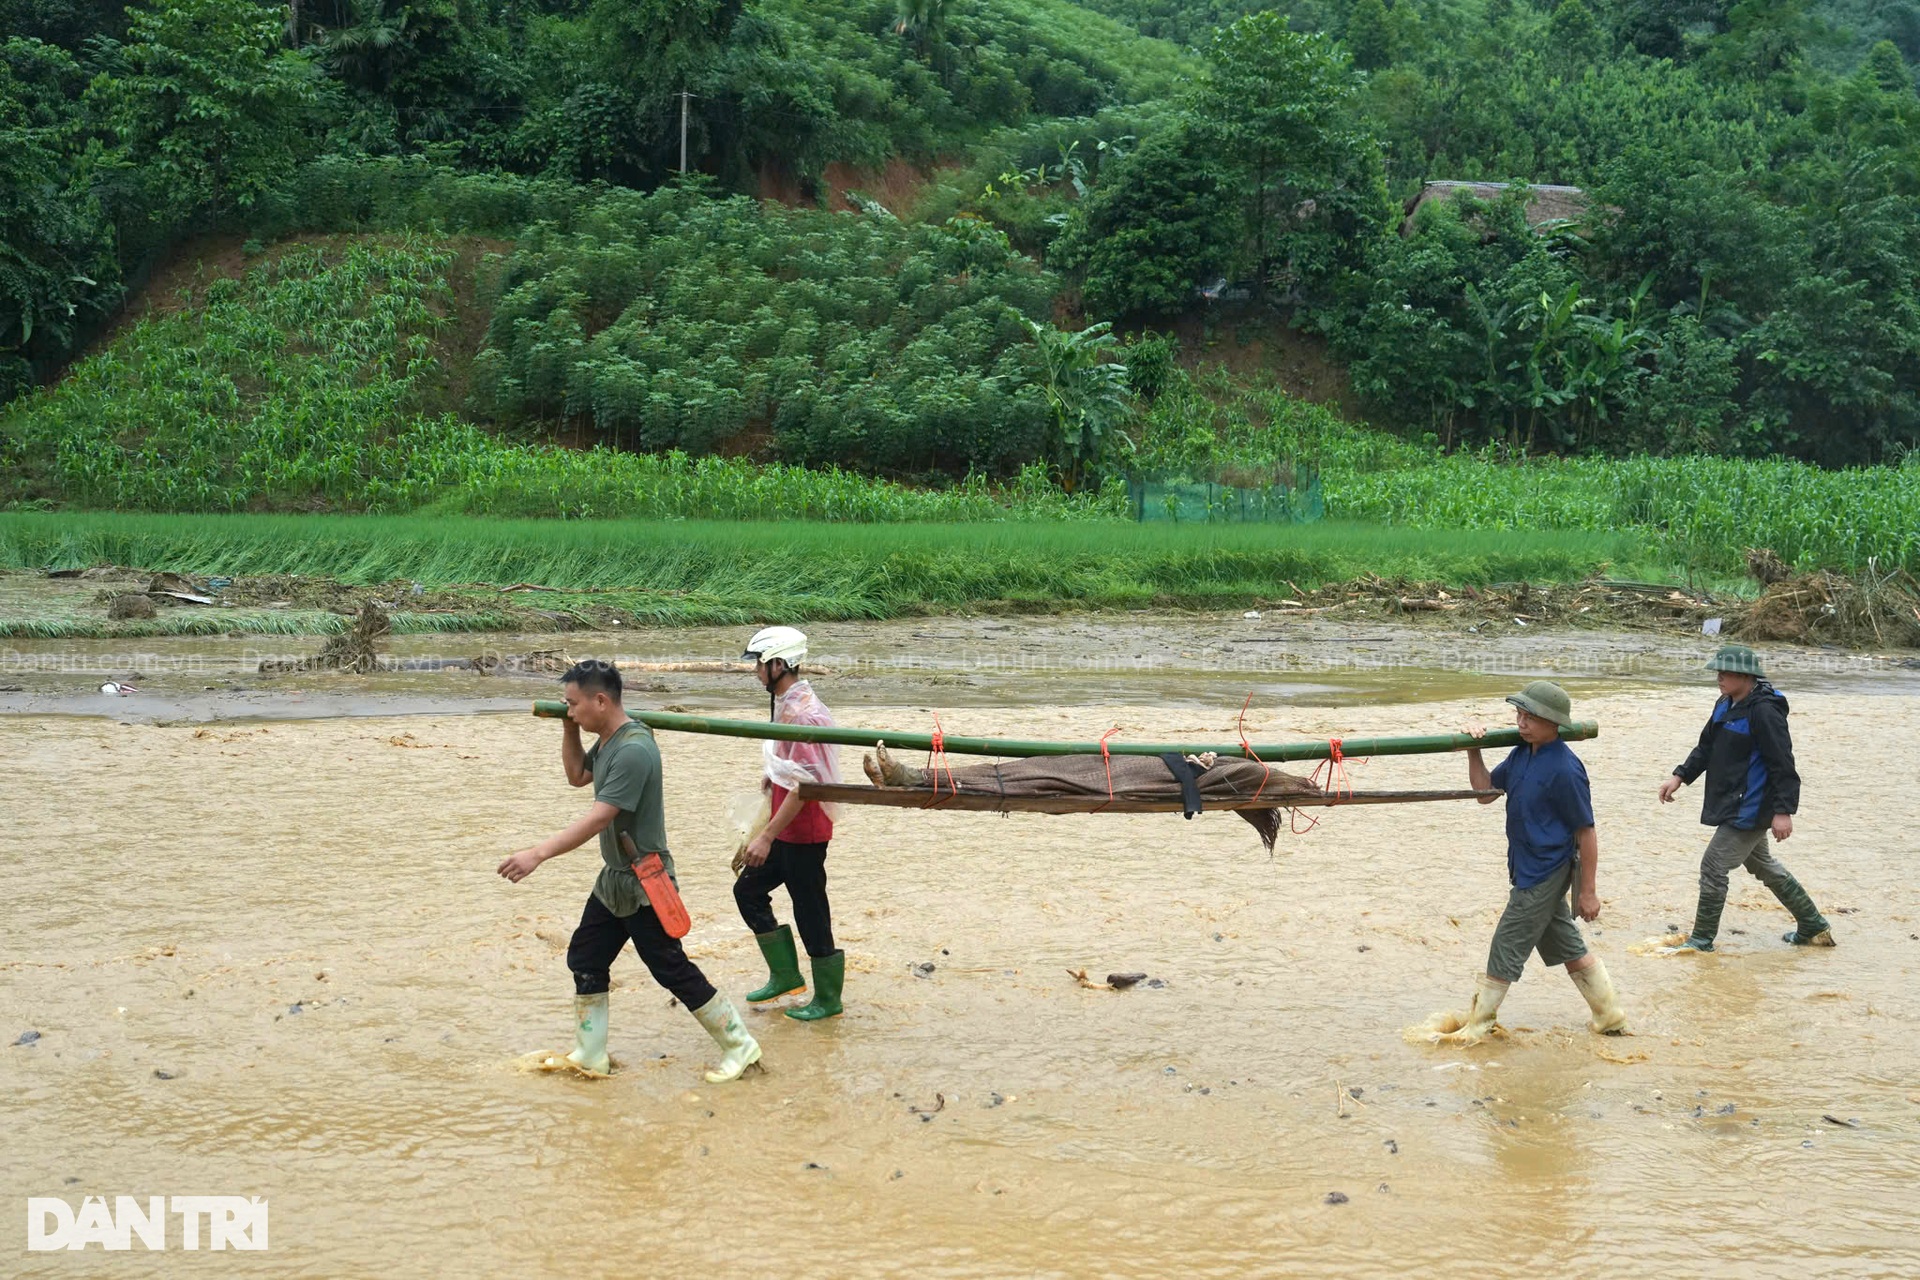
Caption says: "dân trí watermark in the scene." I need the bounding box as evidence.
[26,1196,268,1251]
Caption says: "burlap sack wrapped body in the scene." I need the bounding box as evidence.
[862,744,1321,851]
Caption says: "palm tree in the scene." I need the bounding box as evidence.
[319,0,415,93]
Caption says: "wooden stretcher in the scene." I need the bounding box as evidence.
[796,783,1499,815]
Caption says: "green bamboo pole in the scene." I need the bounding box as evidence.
[529,702,1596,761]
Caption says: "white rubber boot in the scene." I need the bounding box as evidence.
[1570,958,1628,1035]
[692,994,762,1083]
[566,992,611,1075]
[1432,974,1508,1045]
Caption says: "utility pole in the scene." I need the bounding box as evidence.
[679,90,690,175]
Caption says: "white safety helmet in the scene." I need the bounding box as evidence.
[741,625,808,668]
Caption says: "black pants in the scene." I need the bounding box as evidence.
[567,892,716,1009]
[733,839,836,957]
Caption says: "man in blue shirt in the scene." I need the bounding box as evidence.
[1424,681,1627,1044]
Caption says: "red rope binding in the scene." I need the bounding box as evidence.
[1235,693,1275,801]
[924,713,960,808]
[1292,736,1360,834]
[1090,726,1121,812]
[1310,737,1355,803]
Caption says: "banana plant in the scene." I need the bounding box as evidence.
[1023,317,1132,494]
[1511,283,1585,452]
[1463,282,1517,433]
[1566,273,1655,445]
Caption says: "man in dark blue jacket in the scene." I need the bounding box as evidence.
[1658,645,1834,951]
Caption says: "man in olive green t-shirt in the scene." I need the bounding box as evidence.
[498,660,761,1084]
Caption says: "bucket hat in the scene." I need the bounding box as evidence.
[1505,679,1572,727]
[1705,644,1765,678]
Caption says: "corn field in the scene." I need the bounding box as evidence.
[1135,376,1920,574]
[1,240,462,512]
[0,240,1109,522]
[1327,453,1920,576]
[4,231,1915,575]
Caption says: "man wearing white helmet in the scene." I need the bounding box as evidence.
[734,626,847,1021]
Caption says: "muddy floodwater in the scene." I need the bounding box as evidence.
[4,617,1918,1277]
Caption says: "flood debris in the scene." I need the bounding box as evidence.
[259,601,392,673]
[50,563,144,581]
[1233,555,1920,651]
[1246,573,1728,633]
[470,649,573,676]
[87,568,220,620]
[144,571,213,604]
[108,593,157,620]
[1737,555,1920,648]
[313,602,392,673]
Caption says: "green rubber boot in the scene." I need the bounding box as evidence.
[785,950,844,1022]
[1771,875,1834,946]
[746,925,807,1004]
[1685,891,1726,952]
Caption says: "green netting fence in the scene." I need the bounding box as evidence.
[1126,473,1325,523]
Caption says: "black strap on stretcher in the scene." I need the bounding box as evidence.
[1159,753,1205,820]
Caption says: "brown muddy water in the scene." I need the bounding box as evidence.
[4,618,1919,1277]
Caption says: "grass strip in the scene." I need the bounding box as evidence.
[0,511,1657,629]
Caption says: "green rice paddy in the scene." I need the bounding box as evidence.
[0,511,1653,633]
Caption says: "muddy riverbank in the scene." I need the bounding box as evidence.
[11,560,1915,654]
[4,611,1917,726]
